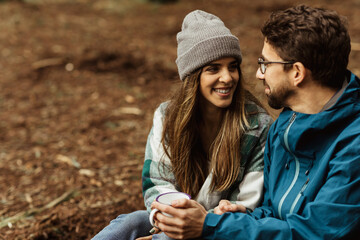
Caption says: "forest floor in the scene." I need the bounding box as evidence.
[0,0,359,239]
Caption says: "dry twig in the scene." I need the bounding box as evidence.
[0,189,78,229]
[32,57,65,70]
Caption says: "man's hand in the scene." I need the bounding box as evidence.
[214,200,246,215]
[151,199,207,239]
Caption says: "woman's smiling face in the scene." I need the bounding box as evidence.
[199,57,239,110]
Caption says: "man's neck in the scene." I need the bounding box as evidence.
[288,83,339,114]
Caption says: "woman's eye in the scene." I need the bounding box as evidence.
[206,66,218,72]
[229,64,237,72]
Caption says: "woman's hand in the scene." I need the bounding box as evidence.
[151,199,207,239]
[136,200,163,240]
[135,227,162,240]
[214,200,246,215]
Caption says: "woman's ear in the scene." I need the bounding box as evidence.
[291,62,307,87]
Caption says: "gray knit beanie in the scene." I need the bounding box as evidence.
[176,10,242,81]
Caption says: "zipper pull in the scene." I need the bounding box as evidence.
[289,112,297,123]
[300,178,310,196]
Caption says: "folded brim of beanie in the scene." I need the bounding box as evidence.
[176,35,242,81]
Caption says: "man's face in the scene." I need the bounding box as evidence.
[256,41,295,109]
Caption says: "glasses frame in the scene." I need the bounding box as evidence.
[258,57,295,74]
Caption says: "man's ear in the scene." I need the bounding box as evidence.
[291,62,307,87]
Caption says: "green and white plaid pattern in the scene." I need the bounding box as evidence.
[142,101,273,212]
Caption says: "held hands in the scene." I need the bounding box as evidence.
[150,198,207,240]
[214,200,247,215]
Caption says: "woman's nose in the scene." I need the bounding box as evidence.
[219,70,232,83]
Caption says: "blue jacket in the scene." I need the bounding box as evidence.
[203,71,360,240]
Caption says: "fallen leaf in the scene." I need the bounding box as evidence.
[79,169,95,177]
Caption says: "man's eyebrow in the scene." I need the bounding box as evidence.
[260,54,267,61]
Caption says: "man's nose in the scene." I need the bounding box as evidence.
[256,67,264,80]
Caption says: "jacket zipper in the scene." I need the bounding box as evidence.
[289,178,310,214]
[278,113,298,220]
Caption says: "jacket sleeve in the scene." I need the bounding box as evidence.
[202,127,360,240]
[142,103,179,212]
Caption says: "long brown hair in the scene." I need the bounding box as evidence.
[161,65,249,198]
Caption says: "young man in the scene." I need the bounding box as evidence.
[149,5,360,240]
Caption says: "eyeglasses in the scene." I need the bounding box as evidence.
[258,57,295,74]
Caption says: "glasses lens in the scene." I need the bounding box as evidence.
[261,64,266,74]
[258,58,265,74]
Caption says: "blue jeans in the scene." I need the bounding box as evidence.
[91,210,174,240]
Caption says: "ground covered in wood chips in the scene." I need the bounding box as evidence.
[0,0,359,239]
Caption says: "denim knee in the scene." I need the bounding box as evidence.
[92,210,152,240]
[110,210,150,228]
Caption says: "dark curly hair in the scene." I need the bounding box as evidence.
[261,5,351,89]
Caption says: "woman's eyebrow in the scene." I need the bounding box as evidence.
[206,60,238,67]
[206,63,220,67]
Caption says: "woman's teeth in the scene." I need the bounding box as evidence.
[214,88,230,93]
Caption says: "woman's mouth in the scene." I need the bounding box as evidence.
[213,88,232,96]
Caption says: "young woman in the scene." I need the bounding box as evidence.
[92,10,272,240]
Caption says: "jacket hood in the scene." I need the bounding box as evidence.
[275,70,360,158]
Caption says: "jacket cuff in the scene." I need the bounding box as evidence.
[202,213,222,238]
